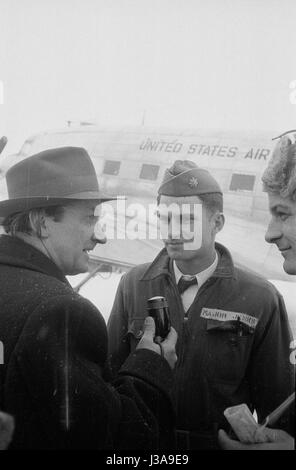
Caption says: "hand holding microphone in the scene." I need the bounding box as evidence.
[136,296,177,369]
[0,411,14,450]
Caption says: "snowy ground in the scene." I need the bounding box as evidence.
[68,272,296,338]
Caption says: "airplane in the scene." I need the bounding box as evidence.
[0,126,295,334]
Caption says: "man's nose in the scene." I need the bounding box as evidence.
[265,218,282,244]
[93,223,107,244]
[167,218,183,239]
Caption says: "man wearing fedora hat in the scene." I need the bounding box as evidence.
[108,159,294,450]
[0,146,177,449]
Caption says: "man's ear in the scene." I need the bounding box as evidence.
[212,212,225,235]
[28,212,49,238]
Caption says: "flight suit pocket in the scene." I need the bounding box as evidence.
[206,319,255,338]
[204,319,254,383]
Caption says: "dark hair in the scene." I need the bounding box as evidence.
[157,192,223,214]
[2,206,66,237]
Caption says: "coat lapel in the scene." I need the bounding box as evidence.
[0,235,70,285]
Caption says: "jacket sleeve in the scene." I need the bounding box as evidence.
[107,274,131,375]
[247,292,295,434]
[13,294,175,449]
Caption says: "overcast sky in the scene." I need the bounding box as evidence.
[1,0,296,154]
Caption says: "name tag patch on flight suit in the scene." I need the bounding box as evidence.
[201,308,258,329]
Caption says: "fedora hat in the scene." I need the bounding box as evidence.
[0,146,116,218]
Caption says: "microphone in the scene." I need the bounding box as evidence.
[147,296,171,339]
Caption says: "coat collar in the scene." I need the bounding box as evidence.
[0,234,70,285]
[140,242,235,281]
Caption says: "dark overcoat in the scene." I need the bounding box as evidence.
[0,235,174,449]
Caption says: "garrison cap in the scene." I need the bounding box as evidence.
[158,160,222,196]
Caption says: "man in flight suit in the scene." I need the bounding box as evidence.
[108,159,294,450]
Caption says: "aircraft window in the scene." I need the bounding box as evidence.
[229,173,255,191]
[140,164,160,180]
[103,160,121,175]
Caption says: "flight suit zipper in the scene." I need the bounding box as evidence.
[164,274,186,365]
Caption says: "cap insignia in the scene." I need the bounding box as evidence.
[188,176,199,188]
